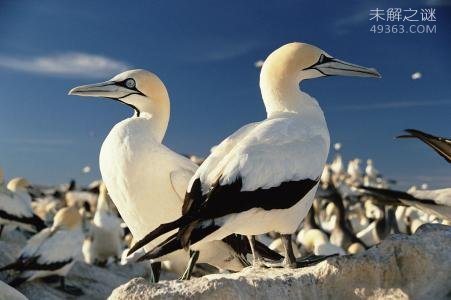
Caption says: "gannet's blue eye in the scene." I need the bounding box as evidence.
[125,78,136,89]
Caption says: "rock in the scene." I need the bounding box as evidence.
[9,261,155,300]
[110,224,451,300]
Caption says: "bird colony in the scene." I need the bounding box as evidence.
[1,43,450,298]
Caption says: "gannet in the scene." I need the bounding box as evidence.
[82,183,123,265]
[0,174,45,235]
[330,143,344,176]
[397,129,451,163]
[359,185,451,221]
[129,42,380,267]
[69,69,280,278]
[297,229,345,256]
[0,206,84,295]
[347,158,363,184]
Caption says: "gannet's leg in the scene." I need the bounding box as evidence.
[281,234,297,268]
[179,250,199,280]
[150,261,161,283]
[0,225,4,237]
[247,235,266,268]
[58,277,83,296]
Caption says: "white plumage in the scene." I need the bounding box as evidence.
[127,42,380,267]
[69,69,256,274]
[0,175,45,233]
[0,206,84,288]
[83,183,123,264]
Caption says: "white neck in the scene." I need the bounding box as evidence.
[135,96,170,143]
[259,68,324,119]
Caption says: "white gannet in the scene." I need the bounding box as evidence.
[330,143,344,175]
[365,159,379,179]
[1,174,45,235]
[82,183,123,265]
[397,129,451,163]
[129,42,380,267]
[297,229,345,256]
[0,206,84,295]
[347,158,363,184]
[69,69,279,278]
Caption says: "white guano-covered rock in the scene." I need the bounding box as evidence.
[109,224,451,300]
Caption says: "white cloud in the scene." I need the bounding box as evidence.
[411,72,422,80]
[0,52,130,78]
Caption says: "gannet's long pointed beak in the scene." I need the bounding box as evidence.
[68,81,132,99]
[313,56,381,78]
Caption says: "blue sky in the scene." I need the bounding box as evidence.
[0,0,450,188]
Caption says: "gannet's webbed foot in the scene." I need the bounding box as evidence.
[178,250,199,280]
[58,277,84,296]
[295,253,338,268]
[149,261,161,283]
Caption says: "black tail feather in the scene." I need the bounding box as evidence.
[32,214,46,232]
[137,224,220,262]
[9,275,29,287]
[254,239,284,261]
[358,185,436,205]
[128,216,191,255]
[137,235,183,262]
[0,261,23,272]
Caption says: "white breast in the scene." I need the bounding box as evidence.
[99,117,196,250]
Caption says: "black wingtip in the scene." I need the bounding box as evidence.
[8,276,28,287]
[254,240,284,261]
[137,235,183,262]
[128,217,187,256]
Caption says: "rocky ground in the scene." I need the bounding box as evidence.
[110,224,451,300]
[1,224,450,300]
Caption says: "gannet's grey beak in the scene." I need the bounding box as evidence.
[316,57,381,78]
[68,81,127,99]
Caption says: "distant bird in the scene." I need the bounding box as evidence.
[365,159,379,179]
[397,129,451,163]
[359,185,451,221]
[330,143,344,175]
[69,69,280,279]
[0,174,45,235]
[0,206,84,295]
[297,229,345,256]
[129,42,380,268]
[347,158,362,184]
[82,183,123,265]
[325,190,367,250]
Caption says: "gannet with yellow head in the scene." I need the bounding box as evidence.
[69,69,280,278]
[0,174,45,235]
[82,183,124,265]
[0,206,85,295]
[129,42,380,267]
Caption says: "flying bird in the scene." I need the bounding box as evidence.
[69,69,280,279]
[129,42,380,268]
[0,206,84,295]
[397,129,451,163]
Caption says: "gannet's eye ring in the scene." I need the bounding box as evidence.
[125,78,136,89]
